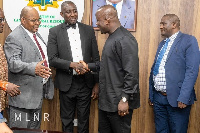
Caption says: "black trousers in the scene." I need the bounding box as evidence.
[98,109,133,133]
[59,75,92,133]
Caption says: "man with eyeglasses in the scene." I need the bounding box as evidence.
[4,6,54,129]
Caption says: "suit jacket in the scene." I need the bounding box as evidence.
[47,22,100,92]
[4,25,54,109]
[92,0,135,29]
[149,32,199,107]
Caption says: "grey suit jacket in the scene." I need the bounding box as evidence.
[4,25,54,109]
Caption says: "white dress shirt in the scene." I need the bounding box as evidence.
[153,31,179,92]
[67,23,83,75]
[21,25,49,84]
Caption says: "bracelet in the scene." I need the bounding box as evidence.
[0,81,8,91]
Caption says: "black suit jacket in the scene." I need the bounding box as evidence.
[47,22,100,92]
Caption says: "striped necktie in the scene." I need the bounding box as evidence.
[33,34,48,67]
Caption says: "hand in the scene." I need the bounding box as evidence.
[71,62,88,75]
[0,122,13,133]
[79,60,89,71]
[118,100,129,116]
[6,82,20,97]
[35,60,52,78]
[91,83,99,100]
[178,101,187,109]
[148,99,153,106]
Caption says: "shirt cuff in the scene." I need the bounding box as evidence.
[121,92,130,101]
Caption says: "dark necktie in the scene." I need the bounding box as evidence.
[153,38,170,76]
[33,34,48,67]
[66,24,76,30]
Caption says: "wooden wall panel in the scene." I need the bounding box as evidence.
[1,0,200,133]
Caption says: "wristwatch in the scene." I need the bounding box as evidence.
[121,97,127,102]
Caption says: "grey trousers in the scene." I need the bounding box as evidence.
[8,105,42,129]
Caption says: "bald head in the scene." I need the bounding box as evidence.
[96,5,118,21]
[95,5,121,34]
[20,6,38,19]
[61,1,76,12]
[20,6,40,33]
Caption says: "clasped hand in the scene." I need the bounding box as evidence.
[73,61,89,75]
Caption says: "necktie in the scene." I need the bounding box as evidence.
[153,38,170,76]
[112,3,117,9]
[33,34,48,67]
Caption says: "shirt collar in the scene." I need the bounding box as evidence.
[165,31,179,42]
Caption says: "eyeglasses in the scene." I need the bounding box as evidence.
[24,17,41,23]
[0,18,5,23]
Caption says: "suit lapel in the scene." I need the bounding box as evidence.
[120,0,132,27]
[36,33,46,45]
[61,23,73,61]
[166,32,182,63]
[78,23,85,60]
[19,26,41,59]
[97,0,106,8]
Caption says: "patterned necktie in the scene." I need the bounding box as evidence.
[112,3,117,9]
[153,38,170,76]
[33,34,48,67]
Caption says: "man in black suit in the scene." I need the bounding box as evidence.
[47,1,100,133]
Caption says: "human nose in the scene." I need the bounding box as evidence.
[1,21,5,26]
[71,11,75,16]
[160,24,164,29]
[35,20,41,24]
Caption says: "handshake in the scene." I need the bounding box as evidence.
[74,60,90,75]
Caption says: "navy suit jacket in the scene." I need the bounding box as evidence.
[149,32,199,107]
[92,0,135,29]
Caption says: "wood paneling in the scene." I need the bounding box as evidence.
[1,0,200,133]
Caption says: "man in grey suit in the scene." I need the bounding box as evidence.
[47,1,99,133]
[92,0,136,29]
[4,6,53,129]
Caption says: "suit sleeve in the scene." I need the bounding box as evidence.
[117,36,139,100]
[4,35,37,76]
[177,36,200,104]
[90,27,100,83]
[47,28,71,71]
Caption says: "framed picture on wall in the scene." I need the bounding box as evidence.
[91,0,137,31]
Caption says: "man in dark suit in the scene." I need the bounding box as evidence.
[4,6,53,129]
[149,14,199,133]
[80,5,139,133]
[47,1,100,133]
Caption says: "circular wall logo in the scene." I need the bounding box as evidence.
[3,0,84,43]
